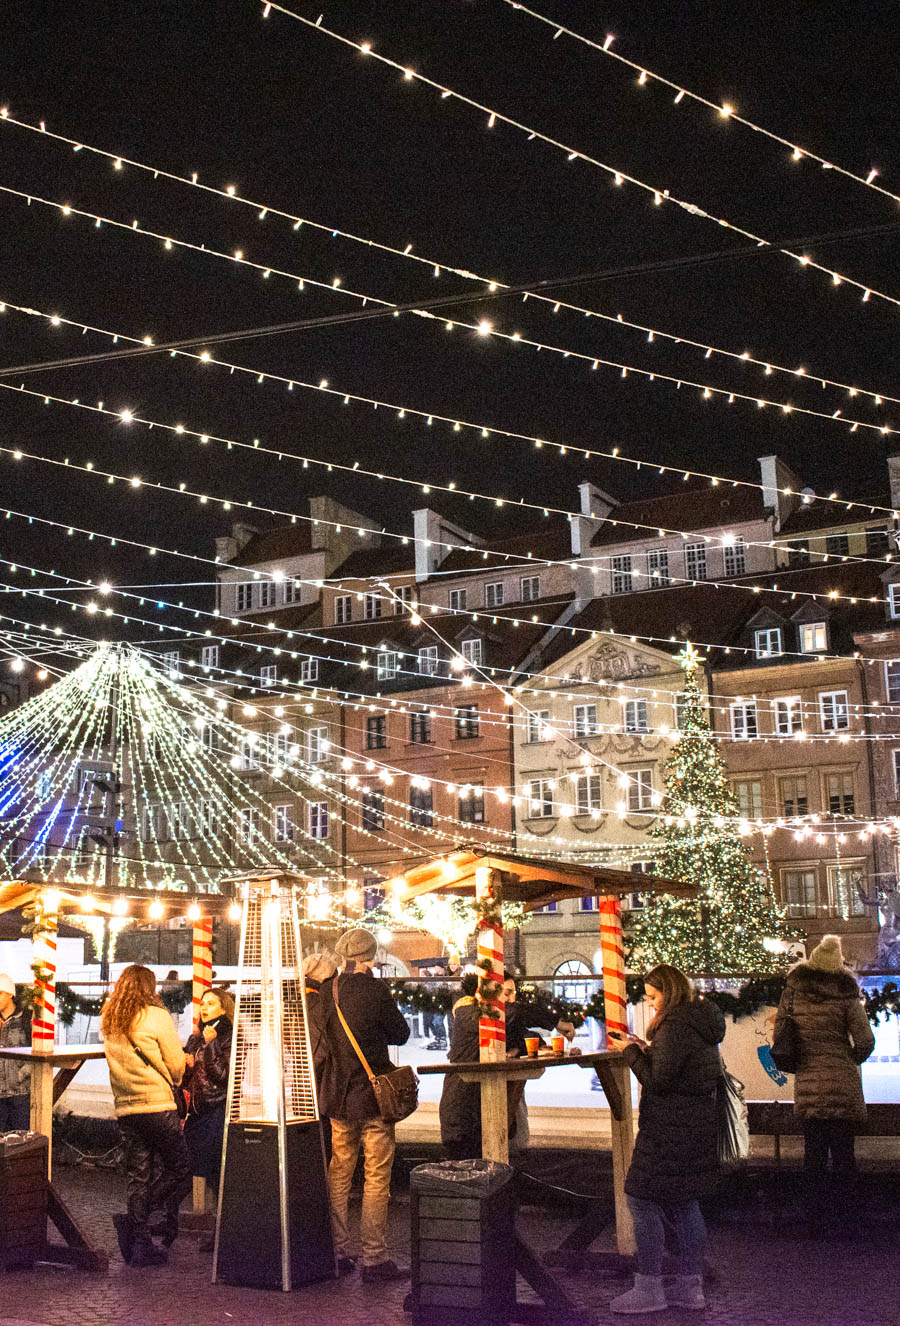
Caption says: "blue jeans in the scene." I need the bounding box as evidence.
[627,1194,706,1277]
[0,1094,30,1131]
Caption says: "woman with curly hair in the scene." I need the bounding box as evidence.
[102,964,191,1267]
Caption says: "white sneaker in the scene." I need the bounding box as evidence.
[610,1273,667,1314]
[667,1273,706,1309]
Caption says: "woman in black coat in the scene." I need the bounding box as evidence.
[182,989,234,1192]
[607,964,725,1316]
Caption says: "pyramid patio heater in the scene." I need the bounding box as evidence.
[213,872,335,1291]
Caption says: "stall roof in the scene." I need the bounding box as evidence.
[0,880,236,920]
[387,849,695,911]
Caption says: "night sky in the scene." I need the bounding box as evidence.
[1,0,899,644]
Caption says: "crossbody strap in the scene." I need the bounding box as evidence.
[332,978,376,1083]
[129,1037,175,1089]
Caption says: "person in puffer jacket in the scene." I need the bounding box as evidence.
[182,988,234,1191]
[607,964,725,1315]
[774,935,874,1235]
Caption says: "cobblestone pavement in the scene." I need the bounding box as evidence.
[0,1166,896,1326]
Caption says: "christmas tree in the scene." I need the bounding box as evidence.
[627,645,798,975]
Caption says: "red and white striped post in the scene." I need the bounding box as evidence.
[192,916,213,1032]
[475,865,508,1161]
[598,894,636,1254]
[30,894,59,1170]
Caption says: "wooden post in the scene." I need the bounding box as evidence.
[31,898,58,1171]
[475,865,508,1163]
[191,916,213,1215]
[598,896,635,1256]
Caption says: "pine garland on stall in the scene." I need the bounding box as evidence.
[627,645,800,975]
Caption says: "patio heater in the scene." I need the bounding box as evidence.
[213,872,335,1291]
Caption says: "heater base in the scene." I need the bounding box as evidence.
[215,1119,335,1290]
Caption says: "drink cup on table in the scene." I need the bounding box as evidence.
[551,1035,565,1056]
[524,1036,540,1058]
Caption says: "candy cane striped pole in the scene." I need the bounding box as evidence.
[475,867,505,1054]
[192,917,213,1031]
[598,896,628,1039]
[31,904,58,1052]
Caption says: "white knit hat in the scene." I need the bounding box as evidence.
[808,935,845,972]
[0,974,15,997]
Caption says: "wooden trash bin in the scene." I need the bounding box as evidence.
[0,1133,49,1271]
[409,1160,516,1326]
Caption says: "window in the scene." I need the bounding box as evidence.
[782,868,818,918]
[362,789,385,831]
[363,879,385,912]
[685,542,707,580]
[575,773,602,814]
[826,864,866,918]
[730,702,758,740]
[889,584,900,619]
[625,860,651,911]
[786,541,810,568]
[366,715,386,749]
[486,581,504,608]
[199,801,218,837]
[580,895,598,912]
[623,700,648,733]
[774,696,803,736]
[403,710,430,744]
[260,664,277,686]
[455,705,479,739]
[449,589,468,612]
[733,779,763,818]
[238,808,261,843]
[521,575,541,602]
[886,663,900,704]
[866,527,890,557]
[364,593,382,620]
[335,595,352,624]
[723,538,747,577]
[309,802,329,840]
[240,735,260,771]
[755,628,783,658]
[283,578,299,605]
[825,533,850,558]
[627,769,653,812]
[533,902,558,915]
[647,548,670,586]
[799,621,828,653]
[409,786,434,827]
[528,779,555,818]
[894,749,900,795]
[418,646,439,677]
[236,582,251,612]
[266,730,289,766]
[779,775,808,816]
[161,650,180,677]
[458,786,485,823]
[258,580,275,608]
[308,726,328,763]
[273,804,294,842]
[825,771,854,815]
[394,586,414,615]
[299,656,318,683]
[573,704,599,738]
[461,638,483,666]
[611,555,632,594]
[200,645,219,670]
[526,710,550,743]
[376,650,398,681]
[674,693,689,729]
[819,690,849,732]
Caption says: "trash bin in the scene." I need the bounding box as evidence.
[409,1160,516,1326]
[0,1132,48,1271]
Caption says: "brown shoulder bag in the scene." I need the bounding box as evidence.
[332,979,418,1124]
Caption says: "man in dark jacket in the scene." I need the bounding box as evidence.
[318,929,410,1283]
[0,975,30,1130]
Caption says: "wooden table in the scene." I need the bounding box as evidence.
[0,1044,109,1271]
[419,1051,634,1326]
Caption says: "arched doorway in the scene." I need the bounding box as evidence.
[553,957,594,1004]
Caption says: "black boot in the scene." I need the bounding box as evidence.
[113,1213,135,1264]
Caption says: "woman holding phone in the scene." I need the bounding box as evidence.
[606,964,725,1315]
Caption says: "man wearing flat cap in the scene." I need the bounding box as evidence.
[318,929,411,1282]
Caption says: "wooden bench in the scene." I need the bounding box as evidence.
[748,1101,900,1164]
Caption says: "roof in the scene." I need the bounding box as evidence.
[387,848,695,909]
[435,523,573,575]
[230,525,313,567]
[778,503,889,537]
[329,544,416,581]
[591,484,766,548]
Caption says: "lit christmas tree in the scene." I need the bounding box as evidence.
[627,644,797,975]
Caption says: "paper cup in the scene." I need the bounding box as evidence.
[551,1035,565,1056]
[524,1037,540,1058]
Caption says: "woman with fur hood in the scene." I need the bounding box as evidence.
[774,935,874,1231]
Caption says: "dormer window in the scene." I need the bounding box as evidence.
[461,637,483,666]
[754,627,783,659]
[376,650,398,681]
[799,621,828,652]
[889,584,900,619]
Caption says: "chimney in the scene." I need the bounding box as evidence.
[758,455,803,532]
[413,508,483,582]
[887,456,900,512]
[570,481,617,557]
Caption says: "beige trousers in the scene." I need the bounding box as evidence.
[328,1115,396,1266]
